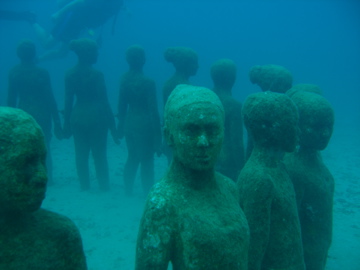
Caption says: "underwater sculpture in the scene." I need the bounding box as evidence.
[284,89,335,270]
[237,91,305,270]
[7,39,62,184]
[0,107,87,270]
[136,85,249,269]
[246,64,293,159]
[211,58,245,181]
[63,38,119,191]
[286,83,323,96]
[161,47,199,164]
[117,45,162,196]
[162,46,198,106]
[249,64,293,93]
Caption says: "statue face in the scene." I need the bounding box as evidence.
[0,133,47,215]
[170,103,224,171]
[300,109,334,150]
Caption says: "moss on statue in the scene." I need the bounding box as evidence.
[161,46,198,164]
[136,85,249,269]
[237,91,305,270]
[287,83,323,97]
[117,45,162,195]
[211,59,245,181]
[249,64,293,93]
[0,107,87,270]
[284,90,335,270]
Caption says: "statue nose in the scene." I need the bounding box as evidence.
[197,134,209,147]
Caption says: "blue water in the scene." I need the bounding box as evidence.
[1,0,359,269]
[1,0,359,125]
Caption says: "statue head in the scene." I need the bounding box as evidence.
[289,91,334,150]
[287,83,323,97]
[211,59,237,91]
[17,39,36,63]
[243,91,299,152]
[164,47,198,77]
[164,85,224,171]
[70,38,98,65]
[126,45,146,70]
[249,64,293,93]
[0,107,47,216]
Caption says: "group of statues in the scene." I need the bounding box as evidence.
[1,38,335,270]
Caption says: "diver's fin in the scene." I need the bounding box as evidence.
[0,10,37,24]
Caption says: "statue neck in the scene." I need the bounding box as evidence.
[168,159,217,190]
[251,144,285,167]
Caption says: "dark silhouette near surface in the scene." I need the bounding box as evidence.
[31,0,124,61]
[7,39,62,184]
[0,107,87,270]
[285,89,335,270]
[63,38,119,191]
[117,45,162,196]
[237,91,305,270]
[211,59,245,181]
[136,85,249,269]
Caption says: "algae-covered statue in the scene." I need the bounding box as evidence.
[161,47,198,164]
[246,64,293,159]
[211,59,245,181]
[162,47,198,106]
[63,38,119,191]
[0,107,87,270]
[136,85,249,269]
[117,45,162,196]
[237,91,305,270]
[284,90,335,270]
[7,39,62,184]
[249,64,293,93]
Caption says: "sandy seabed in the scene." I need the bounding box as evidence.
[42,125,360,270]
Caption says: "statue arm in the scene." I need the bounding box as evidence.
[148,80,162,153]
[240,175,274,270]
[63,72,75,138]
[99,73,116,130]
[61,221,88,269]
[42,70,63,139]
[230,104,245,173]
[116,80,128,139]
[135,194,173,270]
[43,71,61,125]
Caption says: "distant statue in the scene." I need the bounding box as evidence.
[117,45,162,196]
[237,91,305,270]
[136,85,249,269]
[162,47,198,163]
[249,64,293,93]
[246,64,293,159]
[7,39,63,184]
[63,38,119,191]
[211,59,245,181]
[284,89,335,270]
[0,107,87,270]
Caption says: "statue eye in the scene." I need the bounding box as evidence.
[183,124,200,136]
